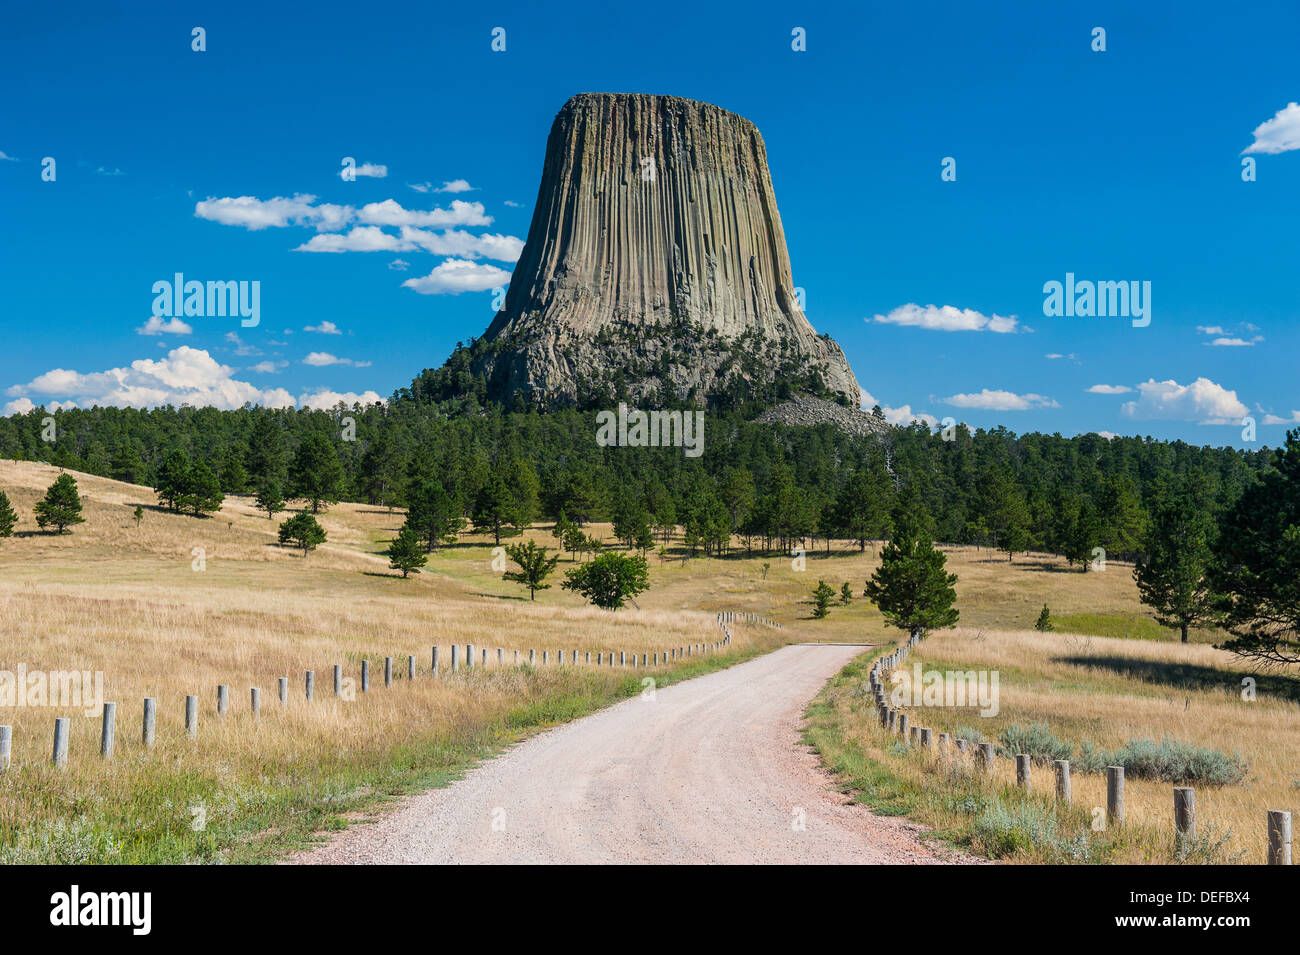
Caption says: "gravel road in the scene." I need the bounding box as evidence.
[290,643,974,865]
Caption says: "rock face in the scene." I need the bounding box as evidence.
[753,394,891,439]
[470,92,863,409]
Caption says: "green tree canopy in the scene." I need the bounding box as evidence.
[503,538,561,600]
[35,473,85,534]
[864,515,959,634]
[562,552,649,610]
[278,511,326,554]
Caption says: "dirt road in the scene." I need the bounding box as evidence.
[291,643,968,865]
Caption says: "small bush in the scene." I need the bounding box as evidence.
[999,723,1073,765]
[970,798,1096,862]
[953,726,985,746]
[1076,737,1246,785]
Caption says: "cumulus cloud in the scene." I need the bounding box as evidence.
[303,352,370,367]
[1263,411,1300,426]
[860,389,939,428]
[342,162,387,179]
[388,258,410,271]
[4,347,382,412]
[1242,102,1300,155]
[1087,384,1132,394]
[357,198,491,228]
[401,259,511,295]
[137,316,193,336]
[249,361,283,374]
[871,303,1021,333]
[503,199,521,208]
[410,179,476,194]
[1121,377,1248,424]
[941,389,1058,411]
[1096,431,1119,440]
[293,225,407,253]
[298,389,384,410]
[304,321,341,335]
[1207,336,1262,347]
[293,224,523,261]
[195,194,353,231]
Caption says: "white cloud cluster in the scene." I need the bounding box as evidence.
[4,347,382,412]
[137,316,193,336]
[401,259,512,295]
[1120,377,1248,424]
[303,352,371,368]
[342,162,387,179]
[1242,102,1300,155]
[860,389,939,428]
[303,321,341,335]
[1263,410,1300,426]
[941,389,1058,411]
[871,303,1021,334]
[294,224,522,261]
[194,193,354,231]
[1087,384,1132,394]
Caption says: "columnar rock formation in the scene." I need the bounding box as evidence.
[465,92,863,409]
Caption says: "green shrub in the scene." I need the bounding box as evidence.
[1076,737,1246,785]
[998,723,1073,765]
[971,799,1096,862]
[953,726,986,746]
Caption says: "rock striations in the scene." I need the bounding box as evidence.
[457,92,864,411]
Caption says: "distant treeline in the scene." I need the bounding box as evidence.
[0,398,1271,565]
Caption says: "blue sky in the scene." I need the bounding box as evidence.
[1,0,1297,447]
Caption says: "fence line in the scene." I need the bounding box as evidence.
[867,629,1292,865]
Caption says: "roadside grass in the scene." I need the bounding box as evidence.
[804,630,1299,864]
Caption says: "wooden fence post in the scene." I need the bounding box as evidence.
[305,670,315,700]
[514,650,520,664]
[1174,787,1195,841]
[408,655,415,680]
[1054,759,1071,804]
[898,713,909,738]
[100,701,116,758]
[278,677,288,704]
[0,725,10,773]
[1267,810,1292,865]
[1016,754,1031,791]
[530,649,536,665]
[52,718,68,767]
[979,742,995,777]
[543,651,549,665]
[217,684,229,716]
[384,657,393,688]
[451,645,459,672]
[1107,766,1125,825]
[466,644,474,669]
[920,728,933,751]
[250,687,260,720]
[142,698,156,746]
[333,665,342,696]
[361,660,370,693]
[185,695,198,737]
[498,648,504,665]
[432,646,439,676]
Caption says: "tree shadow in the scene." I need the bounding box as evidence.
[471,592,527,601]
[1054,654,1300,704]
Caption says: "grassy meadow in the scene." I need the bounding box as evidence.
[0,458,1295,864]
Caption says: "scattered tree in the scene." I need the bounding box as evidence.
[278,511,326,554]
[840,582,853,605]
[1134,476,1218,643]
[1034,604,1053,632]
[34,473,84,534]
[290,433,344,514]
[503,539,561,600]
[132,503,143,528]
[387,523,427,578]
[255,482,286,520]
[0,490,17,539]
[562,552,650,610]
[811,580,835,619]
[864,515,959,635]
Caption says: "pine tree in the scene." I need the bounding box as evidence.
[1210,430,1300,663]
[472,475,517,544]
[154,449,191,513]
[811,580,835,619]
[1034,604,1053,631]
[132,503,143,527]
[503,539,561,600]
[406,480,464,550]
[387,524,427,578]
[180,461,224,516]
[0,490,17,538]
[246,412,287,490]
[290,433,345,514]
[864,515,959,634]
[840,582,853,605]
[34,473,85,534]
[254,482,286,520]
[278,511,326,555]
[1133,477,1217,643]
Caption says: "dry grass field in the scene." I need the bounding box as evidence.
[0,458,1295,864]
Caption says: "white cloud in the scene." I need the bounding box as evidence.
[1096,431,1119,440]
[342,162,387,179]
[860,389,939,428]
[941,389,1059,411]
[1196,325,1225,336]
[398,227,524,262]
[871,303,1021,333]
[1206,336,1262,347]
[401,259,511,295]
[357,198,491,228]
[195,193,353,231]
[302,352,370,368]
[224,331,261,357]
[1242,102,1300,155]
[388,258,410,271]
[293,225,406,253]
[298,389,384,410]
[136,316,193,336]
[434,179,474,193]
[1087,384,1132,394]
[5,346,299,410]
[1121,377,1248,424]
[503,200,521,208]
[1263,411,1300,426]
[303,321,341,335]
[249,361,282,374]
[3,397,34,414]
